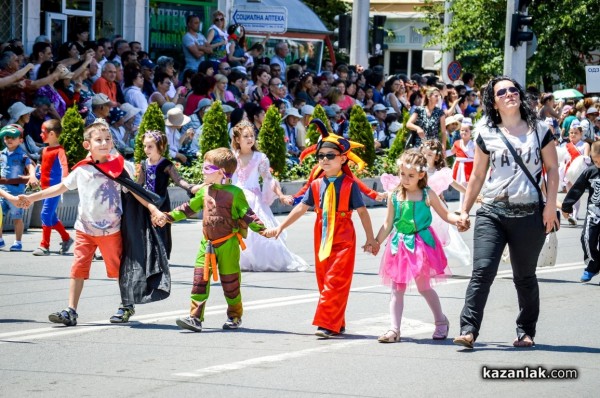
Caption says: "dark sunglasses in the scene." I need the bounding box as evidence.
[215,17,224,21]
[495,86,519,98]
[317,153,341,160]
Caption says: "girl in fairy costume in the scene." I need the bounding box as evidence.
[375,150,462,343]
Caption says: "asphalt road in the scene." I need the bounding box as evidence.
[0,201,598,397]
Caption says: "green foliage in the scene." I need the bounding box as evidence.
[59,105,87,169]
[176,160,204,184]
[134,102,165,163]
[282,156,317,181]
[305,104,330,145]
[258,105,287,177]
[418,0,600,87]
[301,0,350,31]
[347,105,376,169]
[200,101,228,158]
[388,110,411,162]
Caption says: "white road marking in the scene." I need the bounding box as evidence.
[0,262,582,344]
[171,263,587,379]
[173,317,433,378]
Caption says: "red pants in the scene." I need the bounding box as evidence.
[312,213,356,333]
[71,231,122,279]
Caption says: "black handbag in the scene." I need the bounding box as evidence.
[405,130,417,149]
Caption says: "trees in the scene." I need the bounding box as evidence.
[257,105,287,176]
[388,110,411,162]
[347,105,376,169]
[134,102,165,163]
[199,101,228,158]
[59,106,87,169]
[305,105,330,145]
[419,0,600,88]
[302,0,349,31]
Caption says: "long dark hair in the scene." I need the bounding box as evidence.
[482,76,537,129]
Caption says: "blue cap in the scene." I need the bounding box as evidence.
[109,107,127,123]
[323,106,336,118]
[140,59,156,69]
[366,115,378,124]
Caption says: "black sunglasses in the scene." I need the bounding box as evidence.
[317,153,341,160]
[495,86,519,98]
[215,17,224,21]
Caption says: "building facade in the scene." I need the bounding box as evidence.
[341,0,444,78]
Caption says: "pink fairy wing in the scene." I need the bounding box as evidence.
[380,173,401,192]
[428,167,453,195]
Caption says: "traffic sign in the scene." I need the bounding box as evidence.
[585,65,600,93]
[447,61,462,81]
[232,6,288,34]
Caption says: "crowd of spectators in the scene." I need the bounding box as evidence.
[1,17,598,169]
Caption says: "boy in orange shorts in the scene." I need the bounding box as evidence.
[22,121,164,326]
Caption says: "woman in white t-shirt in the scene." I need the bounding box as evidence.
[453,76,559,350]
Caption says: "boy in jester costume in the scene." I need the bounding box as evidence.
[157,148,267,332]
[292,119,386,204]
[265,126,380,338]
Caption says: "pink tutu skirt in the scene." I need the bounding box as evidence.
[379,228,451,286]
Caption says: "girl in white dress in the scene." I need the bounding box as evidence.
[231,120,309,271]
[562,121,590,224]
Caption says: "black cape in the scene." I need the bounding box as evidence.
[88,159,171,304]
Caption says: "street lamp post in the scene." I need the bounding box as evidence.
[503,0,531,86]
[441,0,455,83]
[349,0,369,68]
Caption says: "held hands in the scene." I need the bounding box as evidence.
[263,227,282,239]
[151,210,169,227]
[455,211,471,232]
[279,195,294,206]
[362,239,380,256]
[375,192,388,202]
[15,194,31,208]
[257,228,273,238]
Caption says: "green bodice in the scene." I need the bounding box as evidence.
[390,188,436,254]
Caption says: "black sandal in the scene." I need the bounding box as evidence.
[453,332,474,349]
[513,334,535,347]
[109,306,135,323]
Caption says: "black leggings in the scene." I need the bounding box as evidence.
[582,217,600,274]
[459,207,546,340]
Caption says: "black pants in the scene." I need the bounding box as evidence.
[582,216,600,274]
[459,207,545,340]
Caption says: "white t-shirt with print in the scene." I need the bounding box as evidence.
[62,164,122,236]
[476,119,551,207]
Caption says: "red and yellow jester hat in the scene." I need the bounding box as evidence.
[299,119,367,171]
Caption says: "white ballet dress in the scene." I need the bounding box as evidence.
[232,151,309,272]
